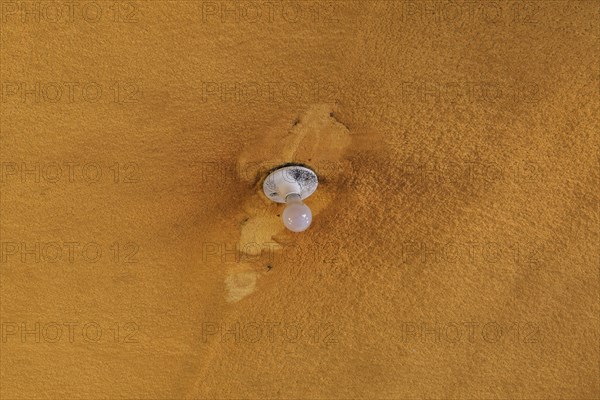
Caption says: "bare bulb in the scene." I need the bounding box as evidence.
[263,165,318,233]
[282,193,312,232]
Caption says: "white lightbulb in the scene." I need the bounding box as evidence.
[282,194,312,232]
[263,165,318,234]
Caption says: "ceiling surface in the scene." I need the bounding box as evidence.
[1,0,599,398]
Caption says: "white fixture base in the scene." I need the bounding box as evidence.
[263,165,318,203]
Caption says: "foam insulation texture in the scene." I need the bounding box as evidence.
[0,0,599,398]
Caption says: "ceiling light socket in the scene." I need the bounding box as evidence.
[263,165,318,232]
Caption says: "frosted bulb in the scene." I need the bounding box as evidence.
[263,166,318,234]
[282,194,312,232]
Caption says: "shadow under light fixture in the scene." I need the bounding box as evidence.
[263,165,318,233]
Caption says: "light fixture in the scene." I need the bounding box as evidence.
[263,165,318,232]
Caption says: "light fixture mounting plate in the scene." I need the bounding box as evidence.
[263,165,318,203]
